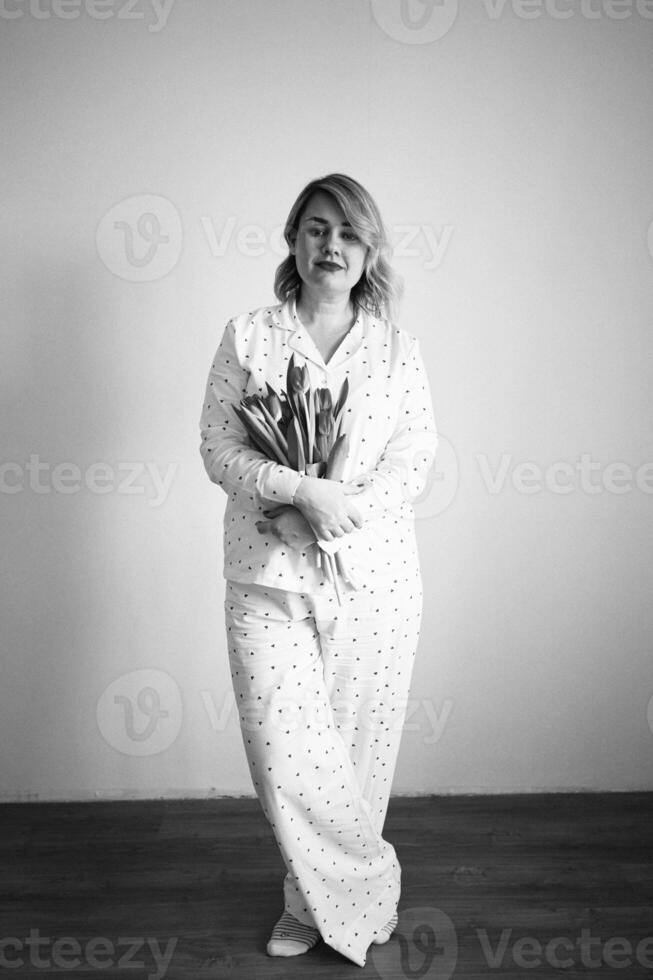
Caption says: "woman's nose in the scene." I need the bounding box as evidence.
[322,233,340,254]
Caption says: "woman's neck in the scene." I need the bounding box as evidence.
[295,290,354,331]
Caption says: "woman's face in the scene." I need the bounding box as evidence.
[289,191,368,300]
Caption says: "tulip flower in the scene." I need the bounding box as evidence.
[232,354,358,605]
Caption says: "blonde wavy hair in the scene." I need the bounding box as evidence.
[273,173,403,322]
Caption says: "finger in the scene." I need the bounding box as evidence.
[344,477,372,493]
[305,517,322,539]
[346,505,363,528]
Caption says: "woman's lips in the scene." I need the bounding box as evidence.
[317,261,343,271]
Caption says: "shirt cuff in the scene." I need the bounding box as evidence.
[256,464,304,505]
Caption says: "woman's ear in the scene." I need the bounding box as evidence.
[287,230,297,255]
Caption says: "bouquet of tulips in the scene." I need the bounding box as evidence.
[232,353,357,604]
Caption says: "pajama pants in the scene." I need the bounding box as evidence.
[223,570,423,968]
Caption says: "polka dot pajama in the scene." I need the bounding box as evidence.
[223,571,423,967]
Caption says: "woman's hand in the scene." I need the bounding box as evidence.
[292,476,364,542]
[255,506,318,552]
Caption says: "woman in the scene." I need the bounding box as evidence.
[199,173,438,968]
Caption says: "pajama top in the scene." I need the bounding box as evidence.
[199,295,438,594]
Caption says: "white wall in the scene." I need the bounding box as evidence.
[2,0,653,801]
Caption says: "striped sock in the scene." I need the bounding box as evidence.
[372,910,399,945]
[266,911,321,957]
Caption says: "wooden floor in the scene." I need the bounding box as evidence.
[2,793,652,978]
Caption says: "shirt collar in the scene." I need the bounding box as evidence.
[269,294,367,370]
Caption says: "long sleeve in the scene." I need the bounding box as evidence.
[349,336,438,521]
[199,319,303,505]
